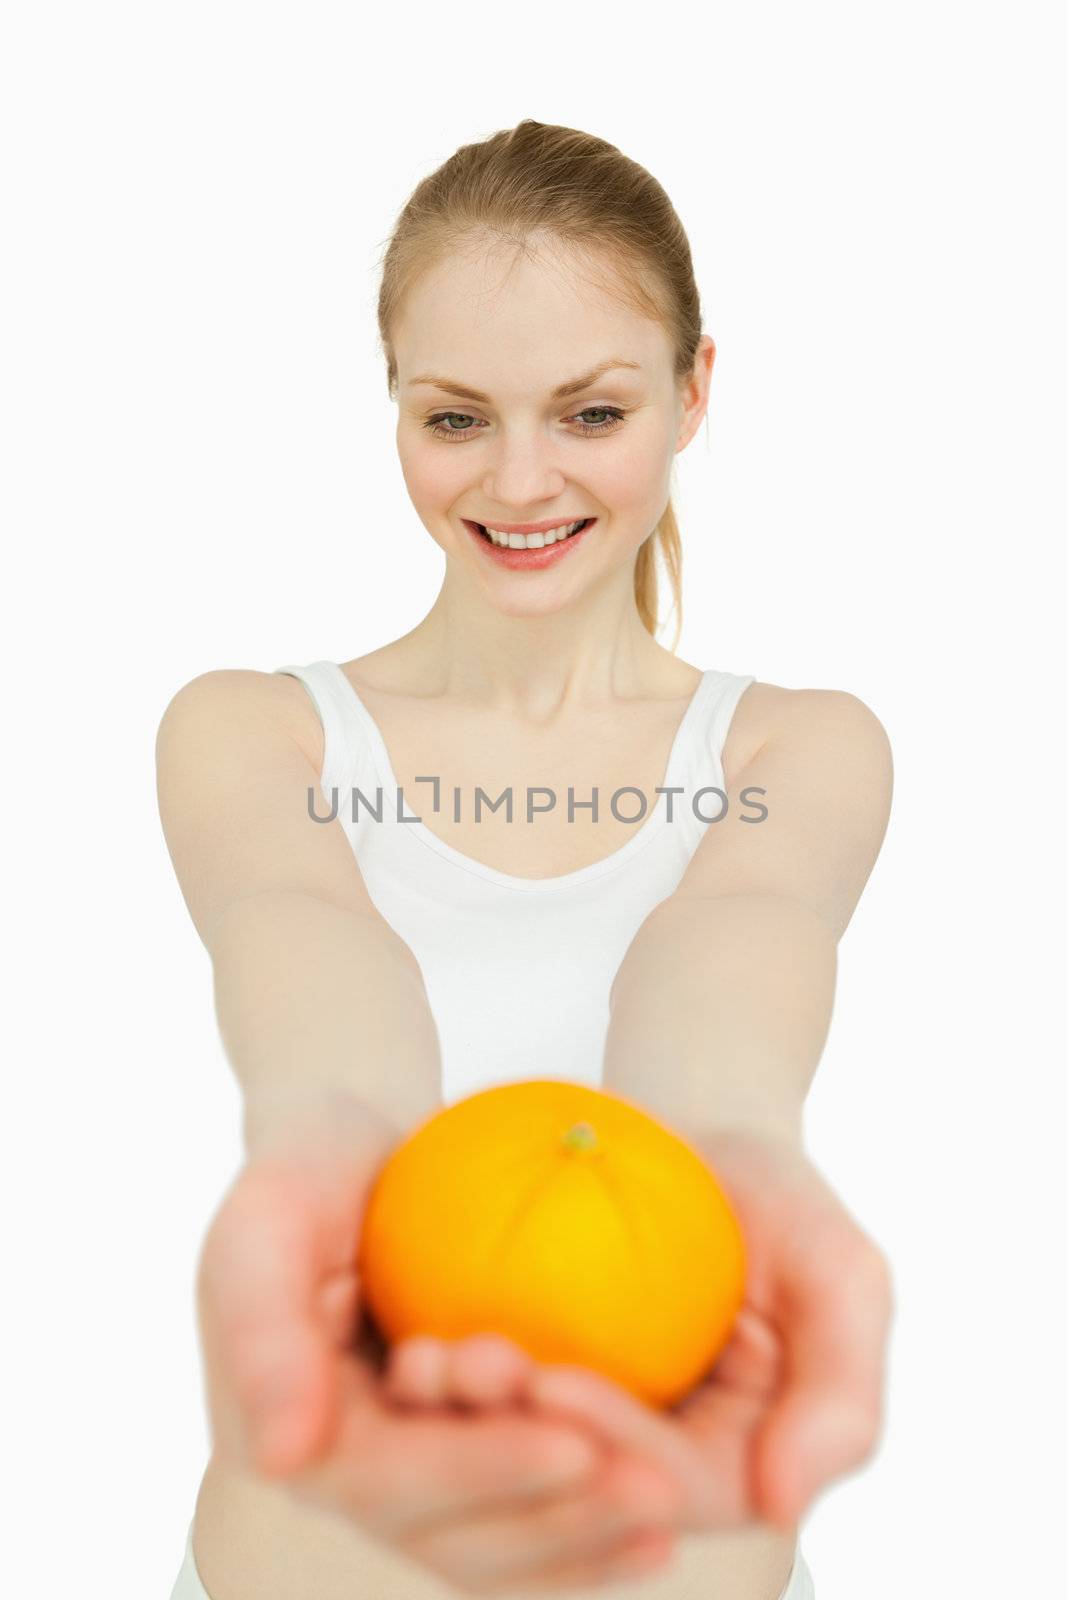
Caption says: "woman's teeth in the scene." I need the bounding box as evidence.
[478,518,589,549]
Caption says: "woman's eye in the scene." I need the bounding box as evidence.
[568,407,627,436]
[423,412,481,440]
[421,407,627,442]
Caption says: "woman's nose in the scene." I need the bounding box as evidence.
[483,436,567,509]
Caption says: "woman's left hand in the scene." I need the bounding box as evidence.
[384,1124,894,1538]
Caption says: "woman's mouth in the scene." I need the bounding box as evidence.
[461,517,596,569]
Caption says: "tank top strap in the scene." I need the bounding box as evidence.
[272,659,373,799]
[681,669,758,796]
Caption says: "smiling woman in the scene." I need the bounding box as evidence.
[384,234,701,625]
[160,119,891,1600]
[379,137,705,643]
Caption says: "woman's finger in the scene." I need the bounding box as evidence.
[408,1513,675,1595]
[399,1452,680,1592]
[499,1528,677,1594]
[383,1332,537,1409]
[197,1167,343,1476]
[292,1365,605,1535]
[757,1234,894,1527]
[518,1361,721,1526]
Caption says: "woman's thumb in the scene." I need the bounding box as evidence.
[197,1166,340,1476]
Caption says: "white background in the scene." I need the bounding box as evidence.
[4,3,1064,1595]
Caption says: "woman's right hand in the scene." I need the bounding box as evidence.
[195,1090,709,1593]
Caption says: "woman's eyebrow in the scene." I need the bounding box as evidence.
[408,358,643,404]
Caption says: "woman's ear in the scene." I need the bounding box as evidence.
[675,334,716,452]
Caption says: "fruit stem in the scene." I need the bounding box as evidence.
[562,1120,599,1153]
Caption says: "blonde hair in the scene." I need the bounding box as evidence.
[376,120,705,650]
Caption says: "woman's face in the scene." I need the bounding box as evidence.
[392,238,712,619]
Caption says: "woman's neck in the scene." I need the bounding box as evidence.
[356,593,693,711]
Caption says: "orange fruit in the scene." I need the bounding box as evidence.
[357,1079,746,1408]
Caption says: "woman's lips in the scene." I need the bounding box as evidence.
[462,518,597,569]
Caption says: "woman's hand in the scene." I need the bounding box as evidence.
[196,1091,717,1593]
[676,1126,894,1530]
[388,1124,894,1538]
[532,1126,894,1534]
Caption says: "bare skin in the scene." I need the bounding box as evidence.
[188,668,809,1600]
[164,231,892,1598]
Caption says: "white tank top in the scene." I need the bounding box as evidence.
[273,661,756,1107]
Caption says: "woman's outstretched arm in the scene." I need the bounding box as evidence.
[211,889,443,1160]
[602,687,893,1138]
[157,669,712,1587]
[155,668,443,1156]
[515,689,897,1533]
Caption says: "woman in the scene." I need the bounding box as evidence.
[158,120,894,1600]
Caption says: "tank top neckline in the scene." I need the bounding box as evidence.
[321,660,717,893]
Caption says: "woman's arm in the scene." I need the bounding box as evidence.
[155,669,443,1156]
[159,672,686,1585]
[211,891,442,1159]
[602,688,893,1140]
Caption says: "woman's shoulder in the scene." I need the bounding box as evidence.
[157,665,327,776]
[722,677,890,786]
